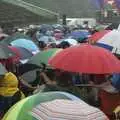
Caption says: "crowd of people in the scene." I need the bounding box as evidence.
[0,24,119,120]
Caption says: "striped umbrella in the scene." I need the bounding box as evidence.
[3,92,80,120]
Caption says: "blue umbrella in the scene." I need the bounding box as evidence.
[70,31,90,41]
[10,39,39,53]
[95,43,113,51]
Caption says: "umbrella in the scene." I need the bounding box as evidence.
[0,33,8,40]
[89,30,111,44]
[98,30,120,54]
[28,48,62,67]
[18,63,40,75]
[10,39,40,53]
[105,23,120,30]
[21,68,40,83]
[70,31,90,42]
[95,43,113,51]
[0,63,7,75]
[38,36,56,44]
[30,99,107,120]
[94,25,107,31]
[0,44,16,59]
[8,46,33,60]
[63,38,78,46]
[3,92,80,120]
[49,44,120,74]
[0,33,31,45]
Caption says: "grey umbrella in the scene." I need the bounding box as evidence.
[0,63,7,75]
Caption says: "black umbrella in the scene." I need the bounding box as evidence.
[18,64,40,75]
[105,23,119,30]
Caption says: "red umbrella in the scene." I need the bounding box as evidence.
[49,44,120,74]
[88,30,111,44]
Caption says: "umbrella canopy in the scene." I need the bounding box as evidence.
[0,63,7,75]
[95,43,113,51]
[70,31,90,41]
[0,33,31,45]
[38,36,56,44]
[30,99,107,120]
[63,38,78,46]
[98,30,120,54]
[89,30,111,43]
[3,92,80,120]
[8,46,33,60]
[28,48,62,67]
[94,25,107,31]
[21,68,40,83]
[105,23,120,30]
[10,39,39,53]
[0,44,16,59]
[0,33,8,40]
[49,44,120,74]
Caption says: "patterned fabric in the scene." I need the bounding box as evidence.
[31,99,108,120]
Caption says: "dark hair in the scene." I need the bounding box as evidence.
[38,41,46,49]
[56,72,73,87]
[59,41,70,49]
[45,69,56,81]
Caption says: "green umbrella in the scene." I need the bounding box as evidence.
[0,33,31,45]
[95,25,105,31]
[3,92,80,120]
[0,44,16,59]
[28,48,62,67]
[0,63,7,75]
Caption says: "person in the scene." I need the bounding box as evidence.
[58,41,70,49]
[38,41,47,51]
[88,79,120,119]
[19,76,37,96]
[55,71,82,98]
[34,70,84,99]
[111,73,120,91]
[113,105,120,120]
[33,69,58,94]
[0,72,25,118]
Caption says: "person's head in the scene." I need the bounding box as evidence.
[59,41,70,49]
[45,69,56,81]
[38,41,46,50]
[56,72,73,87]
[48,43,56,48]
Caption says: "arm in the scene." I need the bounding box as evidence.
[19,77,36,90]
[40,72,52,85]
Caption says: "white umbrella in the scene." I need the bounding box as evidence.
[64,38,78,46]
[98,30,120,54]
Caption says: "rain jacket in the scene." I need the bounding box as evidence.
[0,72,19,96]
